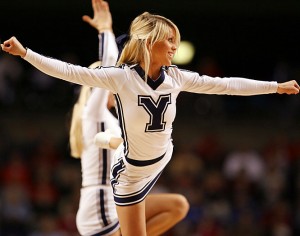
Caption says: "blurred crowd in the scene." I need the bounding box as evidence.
[0,53,300,235]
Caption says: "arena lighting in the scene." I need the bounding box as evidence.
[172,40,195,65]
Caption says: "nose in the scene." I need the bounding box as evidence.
[172,44,177,51]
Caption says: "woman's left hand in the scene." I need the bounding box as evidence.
[277,80,300,95]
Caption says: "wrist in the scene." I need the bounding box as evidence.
[21,47,27,58]
[276,83,281,93]
[98,27,113,33]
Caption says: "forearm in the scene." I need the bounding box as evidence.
[98,31,118,66]
[23,49,111,89]
[191,75,279,96]
[223,77,278,95]
[109,137,123,149]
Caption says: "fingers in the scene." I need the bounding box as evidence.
[0,36,26,57]
[1,37,14,52]
[291,80,299,94]
[94,0,102,12]
[82,15,92,24]
[93,0,109,13]
[102,1,109,11]
[92,0,97,10]
[293,80,300,89]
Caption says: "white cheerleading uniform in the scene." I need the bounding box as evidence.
[75,31,121,236]
[23,45,278,206]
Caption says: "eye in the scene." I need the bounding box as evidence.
[168,37,174,43]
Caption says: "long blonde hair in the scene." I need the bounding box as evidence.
[117,12,180,79]
[69,61,101,158]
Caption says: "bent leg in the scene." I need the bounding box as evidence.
[145,193,189,236]
[116,200,147,236]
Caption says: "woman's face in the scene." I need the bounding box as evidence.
[150,28,177,67]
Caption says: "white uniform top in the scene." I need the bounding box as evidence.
[24,50,278,164]
[80,31,120,187]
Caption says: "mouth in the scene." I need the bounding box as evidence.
[168,52,174,59]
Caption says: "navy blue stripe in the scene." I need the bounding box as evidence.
[99,32,104,61]
[111,159,125,189]
[111,159,124,178]
[125,152,165,166]
[99,189,108,226]
[100,122,108,185]
[113,171,162,206]
[114,94,128,156]
[91,221,119,236]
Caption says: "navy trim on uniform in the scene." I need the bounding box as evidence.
[114,94,129,156]
[99,32,105,61]
[100,122,108,185]
[125,152,165,166]
[111,158,125,190]
[133,65,165,90]
[90,221,119,236]
[113,171,162,206]
[99,189,108,226]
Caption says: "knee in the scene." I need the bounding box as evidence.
[172,194,190,220]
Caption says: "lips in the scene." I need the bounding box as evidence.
[168,52,174,58]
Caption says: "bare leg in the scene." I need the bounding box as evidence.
[116,200,147,236]
[145,193,189,236]
[109,229,121,236]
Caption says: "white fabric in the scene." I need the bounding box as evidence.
[94,130,113,149]
[23,37,278,206]
[24,49,278,164]
[76,186,119,236]
[111,140,173,206]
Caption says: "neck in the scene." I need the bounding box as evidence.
[140,63,161,81]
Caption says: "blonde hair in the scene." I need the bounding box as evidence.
[69,61,101,158]
[117,12,180,79]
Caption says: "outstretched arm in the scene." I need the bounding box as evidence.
[178,69,299,96]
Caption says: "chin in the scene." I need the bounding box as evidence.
[165,61,172,66]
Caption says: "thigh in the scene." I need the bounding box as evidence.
[145,193,189,219]
[116,201,147,236]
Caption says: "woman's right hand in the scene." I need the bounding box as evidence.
[1,36,27,58]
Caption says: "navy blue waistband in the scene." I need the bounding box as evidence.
[125,152,165,166]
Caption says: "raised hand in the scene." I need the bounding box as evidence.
[82,0,112,33]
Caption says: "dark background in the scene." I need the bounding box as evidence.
[1,0,300,74]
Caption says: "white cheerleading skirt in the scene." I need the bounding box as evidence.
[76,185,120,236]
[111,141,173,206]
